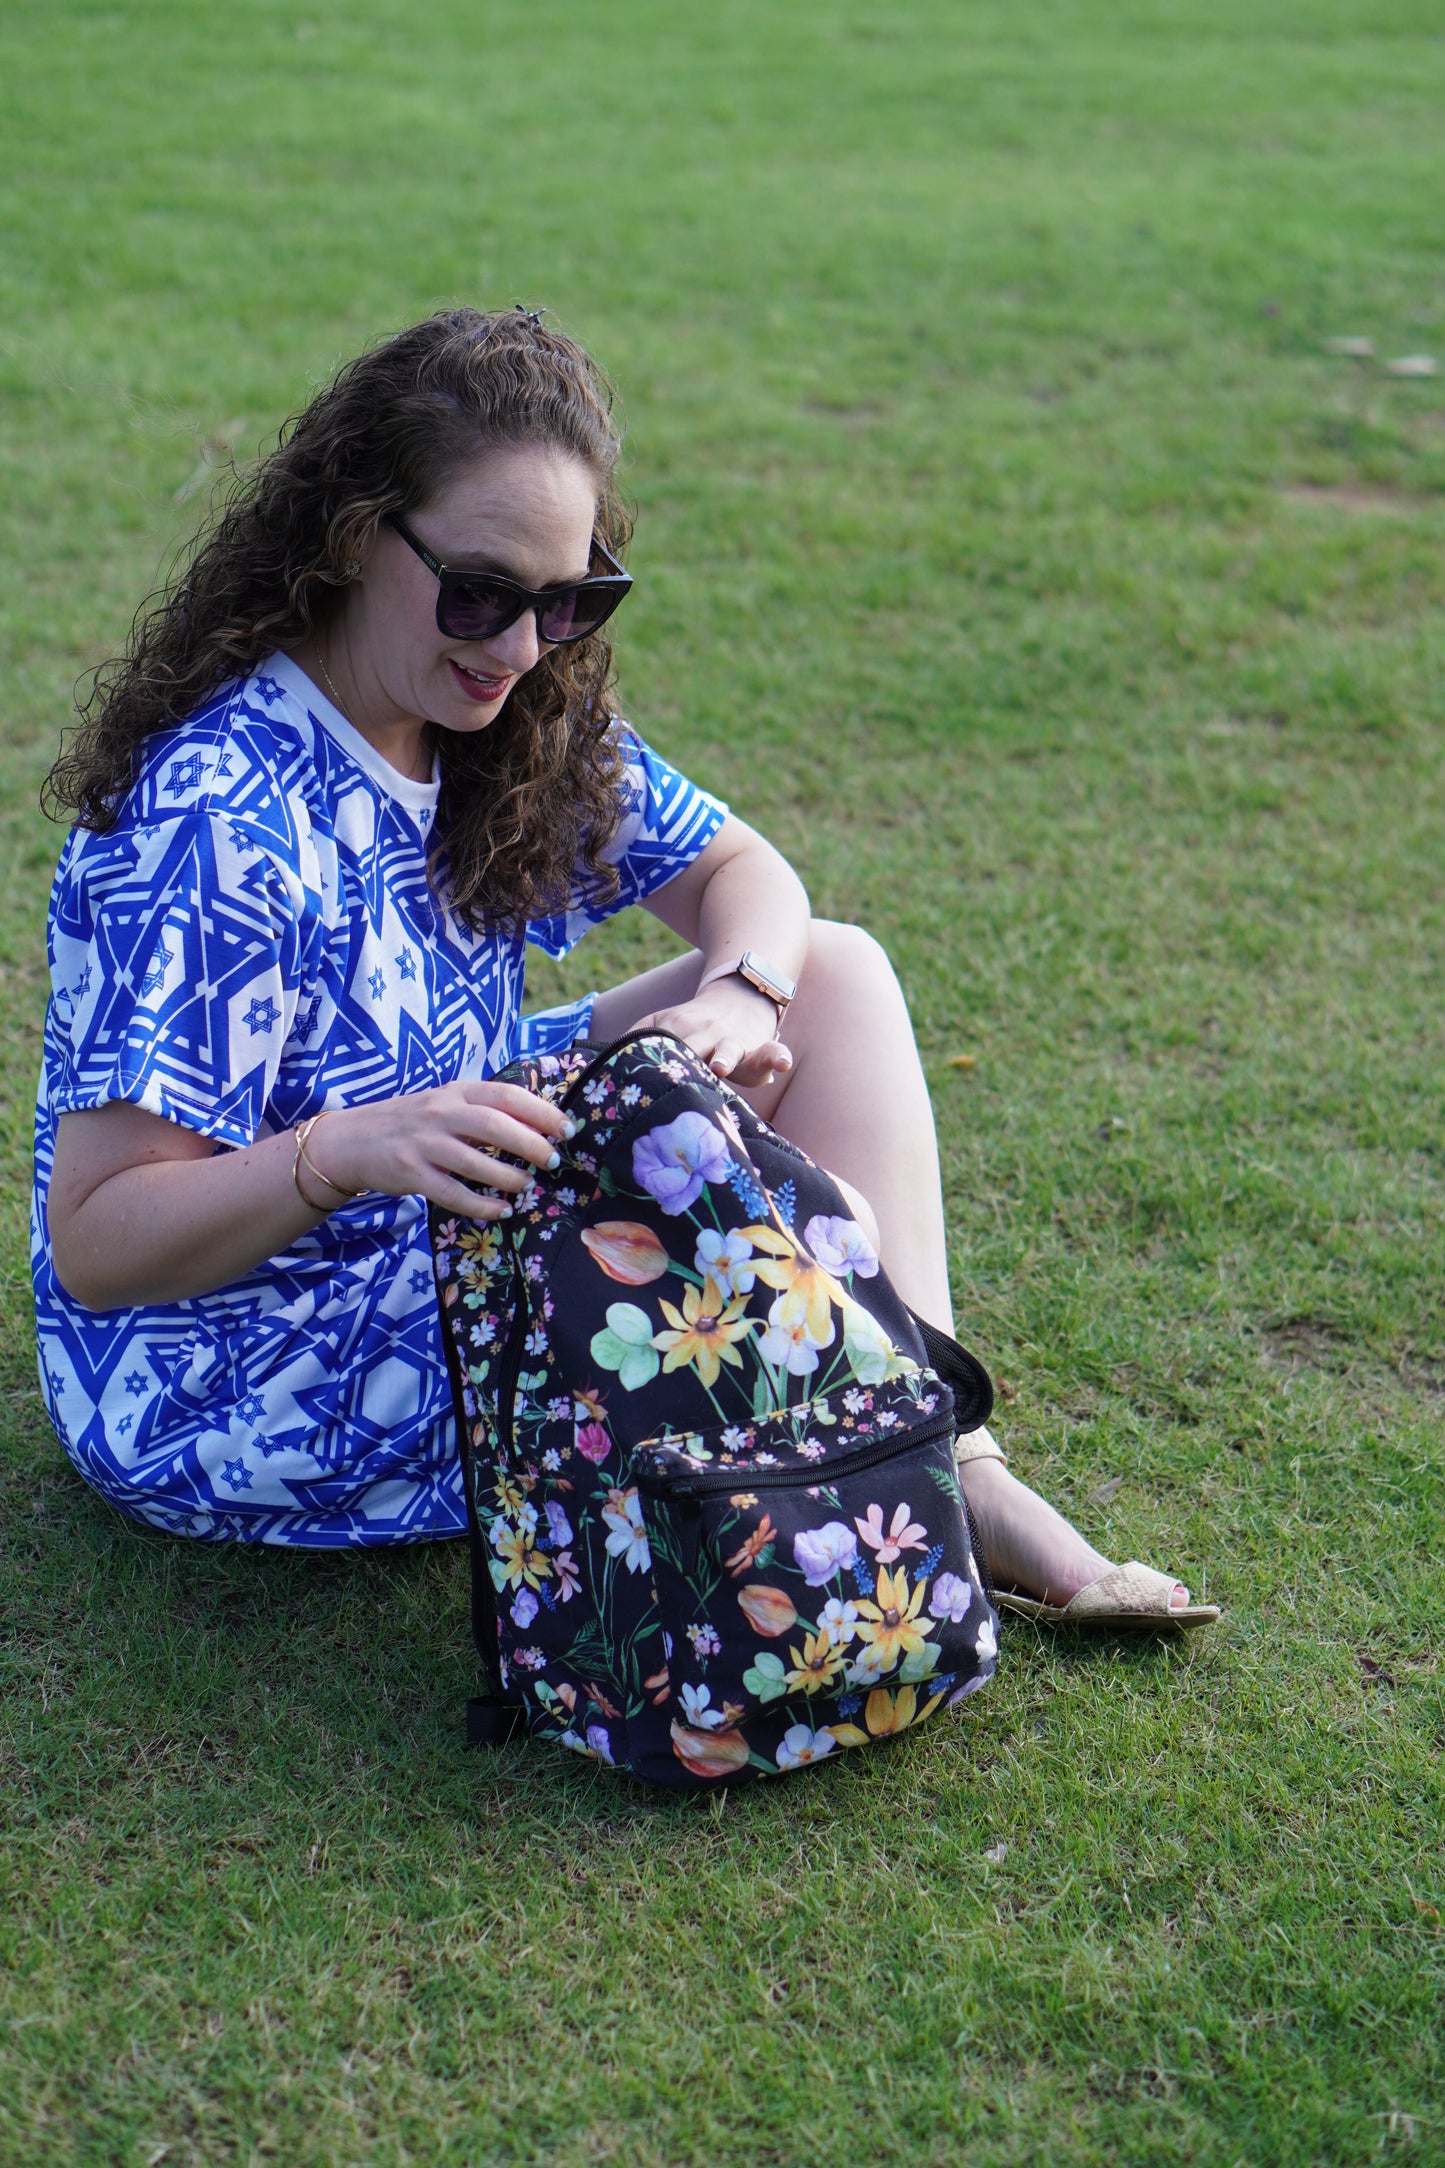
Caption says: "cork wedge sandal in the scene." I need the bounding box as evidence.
[993,1563,1220,1631]
[951,1432,1220,1631]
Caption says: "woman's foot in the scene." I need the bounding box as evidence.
[958,1457,1192,1611]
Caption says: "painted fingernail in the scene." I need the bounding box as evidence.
[547,1149,562,1171]
[562,1114,580,1138]
[498,1205,514,1219]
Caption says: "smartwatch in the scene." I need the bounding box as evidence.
[698,950,798,1033]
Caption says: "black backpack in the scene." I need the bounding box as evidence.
[432,1029,1000,1789]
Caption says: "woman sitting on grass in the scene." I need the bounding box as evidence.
[33,306,1214,1629]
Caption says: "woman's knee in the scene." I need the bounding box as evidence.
[798,919,905,1015]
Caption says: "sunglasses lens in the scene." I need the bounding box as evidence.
[438,575,520,641]
[436,571,628,645]
[539,582,623,644]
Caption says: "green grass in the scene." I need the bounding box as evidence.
[3,1,1444,2160]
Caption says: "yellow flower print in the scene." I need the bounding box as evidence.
[854,1564,933,1671]
[491,1524,553,1592]
[742,1225,848,1348]
[491,1471,534,1517]
[783,1626,847,1696]
[829,1683,947,1748]
[651,1276,753,1389]
[457,1223,505,1276]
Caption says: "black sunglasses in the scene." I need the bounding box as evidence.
[386,514,632,646]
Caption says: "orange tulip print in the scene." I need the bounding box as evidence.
[580,1221,670,1286]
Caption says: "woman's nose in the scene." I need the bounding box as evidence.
[485,608,544,677]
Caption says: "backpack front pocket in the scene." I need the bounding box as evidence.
[631,1415,999,1783]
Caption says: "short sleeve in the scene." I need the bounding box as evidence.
[526,726,728,960]
[46,812,306,1149]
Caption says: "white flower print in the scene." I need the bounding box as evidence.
[758,1292,832,1376]
[819,1598,860,1645]
[694,1228,757,1298]
[776,1724,836,1771]
[680,1682,726,1731]
[601,1487,652,1574]
[846,1644,888,1689]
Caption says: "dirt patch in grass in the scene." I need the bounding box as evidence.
[1259,1319,1357,1371]
[1280,483,1433,516]
[1396,1354,1445,1404]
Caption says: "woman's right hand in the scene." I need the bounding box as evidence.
[49,1081,574,1311]
[298,1080,574,1220]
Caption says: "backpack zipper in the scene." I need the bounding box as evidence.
[633,1411,958,1501]
[493,1283,531,1456]
[558,1026,694,1115]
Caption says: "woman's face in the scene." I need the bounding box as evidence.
[347,441,600,737]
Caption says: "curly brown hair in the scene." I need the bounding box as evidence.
[43,307,633,931]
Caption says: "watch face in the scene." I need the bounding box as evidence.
[739,951,797,1006]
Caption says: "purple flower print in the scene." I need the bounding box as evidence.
[803,1214,880,1279]
[793,1520,859,1587]
[927,1571,973,1624]
[632,1111,733,1215]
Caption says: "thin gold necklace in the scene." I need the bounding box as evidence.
[313,644,432,784]
[313,646,350,721]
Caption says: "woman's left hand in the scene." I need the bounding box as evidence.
[631,977,792,1087]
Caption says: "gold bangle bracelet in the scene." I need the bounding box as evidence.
[292,1111,366,1207]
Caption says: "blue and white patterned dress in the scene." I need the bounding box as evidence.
[31,654,726,1546]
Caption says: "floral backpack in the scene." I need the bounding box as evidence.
[431,1029,1001,1789]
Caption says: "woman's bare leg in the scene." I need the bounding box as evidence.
[589,922,1185,1606]
[593,922,950,1317]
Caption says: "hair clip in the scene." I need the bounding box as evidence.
[512,303,544,330]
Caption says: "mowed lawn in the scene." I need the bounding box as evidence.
[2,2,1443,2161]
